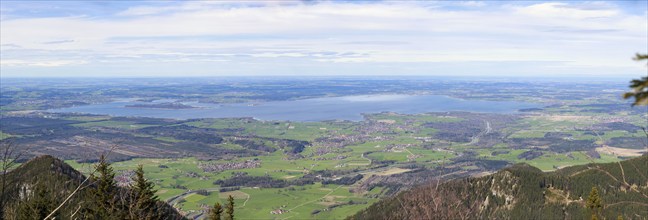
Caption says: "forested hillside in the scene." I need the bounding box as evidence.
[0,155,185,219]
[351,155,648,220]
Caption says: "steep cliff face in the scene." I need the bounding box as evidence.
[0,155,186,220]
[350,155,648,220]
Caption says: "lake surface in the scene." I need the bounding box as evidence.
[49,94,540,121]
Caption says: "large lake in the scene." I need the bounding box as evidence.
[49,94,540,121]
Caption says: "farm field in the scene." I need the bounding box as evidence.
[55,106,644,218]
[2,78,646,219]
[1,1,647,218]
[67,156,382,218]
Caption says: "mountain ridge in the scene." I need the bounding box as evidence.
[350,155,648,220]
[0,155,186,220]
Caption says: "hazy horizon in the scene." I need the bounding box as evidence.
[0,74,638,83]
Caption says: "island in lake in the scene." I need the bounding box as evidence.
[125,102,196,109]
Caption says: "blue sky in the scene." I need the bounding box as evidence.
[0,0,646,78]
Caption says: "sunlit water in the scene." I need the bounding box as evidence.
[49,94,540,121]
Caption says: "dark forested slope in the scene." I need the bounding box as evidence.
[0,155,185,220]
[351,155,648,220]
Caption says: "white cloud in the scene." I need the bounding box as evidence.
[0,59,87,67]
[514,2,619,19]
[457,1,486,7]
[0,1,645,77]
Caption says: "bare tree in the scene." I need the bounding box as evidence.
[0,141,26,218]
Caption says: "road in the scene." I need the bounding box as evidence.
[166,187,221,205]
[465,120,491,146]
[166,187,221,219]
[191,192,250,220]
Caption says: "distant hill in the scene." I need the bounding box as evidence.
[0,155,185,219]
[350,155,648,220]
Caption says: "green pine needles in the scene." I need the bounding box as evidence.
[209,202,223,220]
[624,53,648,106]
[89,154,119,218]
[130,164,160,219]
[208,195,235,220]
[586,186,603,220]
[225,195,235,220]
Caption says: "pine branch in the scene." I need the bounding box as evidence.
[44,145,118,220]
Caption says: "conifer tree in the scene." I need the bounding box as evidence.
[624,53,648,106]
[90,154,118,218]
[586,187,602,210]
[16,181,56,220]
[225,195,235,220]
[586,186,602,219]
[208,202,223,220]
[131,164,159,219]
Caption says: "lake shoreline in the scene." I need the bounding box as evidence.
[48,94,540,121]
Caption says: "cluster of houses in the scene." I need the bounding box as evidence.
[115,170,135,187]
[198,159,261,172]
[270,205,289,215]
[270,209,287,215]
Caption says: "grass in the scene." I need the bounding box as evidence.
[185,119,356,141]
[366,113,463,125]
[153,136,182,143]
[509,130,546,138]
[63,115,111,122]
[480,149,622,171]
[72,120,155,130]
[0,131,15,140]
[171,184,373,219]
[66,155,376,218]
[57,111,644,219]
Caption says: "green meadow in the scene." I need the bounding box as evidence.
[60,111,641,219]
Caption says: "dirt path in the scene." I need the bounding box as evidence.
[593,167,648,198]
[238,193,251,208]
[361,153,372,164]
[628,161,647,180]
[569,168,592,177]
[618,161,628,185]
[592,130,604,142]
[571,166,648,198]
[605,201,648,208]
[593,167,622,183]
[403,148,415,156]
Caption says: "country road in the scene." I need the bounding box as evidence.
[166,187,221,206]
[166,188,250,219]
[166,188,221,219]
[465,120,491,146]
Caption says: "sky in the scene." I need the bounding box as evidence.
[0,0,647,78]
